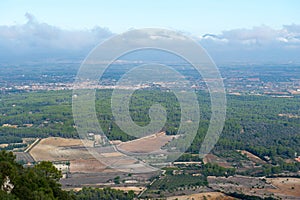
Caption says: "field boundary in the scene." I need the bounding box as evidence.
[25,138,41,153]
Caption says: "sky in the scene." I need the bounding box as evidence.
[1,0,300,34]
[1,0,300,64]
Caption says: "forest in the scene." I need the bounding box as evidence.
[0,89,299,174]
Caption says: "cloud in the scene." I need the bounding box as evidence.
[0,14,300,64]
[0,13,113,63]
[200,25,300,44]
[199,25,300,64]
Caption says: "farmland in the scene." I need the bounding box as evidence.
[0,87,299,199]
[167,192,236,200]
[30,137,94,161]
[27,136,164,189]
[266,177,300,199]
[117,132,174,154]
[208,175,300,199]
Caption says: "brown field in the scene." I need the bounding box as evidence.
[28,137,161,189]
[203,153,232,168]
[29,137,95,161]
[112,186,145,194]
[66,186,145,194]
[266,177,300,198]
[70,158,110,173]
[208,175,300,199]
[0,144,8,148]
[69,155,143,174]
[238,150,266,164]
[30,137,156,173]
[167,192,235,200]
[101,152,124,157]
[117,132,174,153]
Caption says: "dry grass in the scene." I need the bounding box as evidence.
[112,186,145,194]
[0,144,8,148]
[30,137,154,173]
[208,175,300,199]
[68,186,145,194]
[203,153,232,168]
[117,132,174,153]
[101,152,124,157]
[70,158,110,173]
[238,150,266,164]
[29,137,94,161]
[167,192,235,200]
[266,177,300,198]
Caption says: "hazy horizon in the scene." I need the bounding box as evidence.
[1,1,300,65]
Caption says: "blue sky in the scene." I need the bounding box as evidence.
[1,1,300,64]
[1,0,300,35]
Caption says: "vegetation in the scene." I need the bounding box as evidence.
[227,192,277,200]
[0,89,299,175]
[149,174,207,191]
[0,150,135,200]
[70,187,135,200]
[0,150,71,199]
[201,163,236,177]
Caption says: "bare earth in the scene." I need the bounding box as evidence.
[238,150,266,164]
[208,175,300,199]
[29,137,157,174]
[26,137,300,199]
[203,153,232,168]
[68,186,145,194]
[29,137,94,161]
[0,144,8,148]
[112,186,145,194]
[266,177,300,199]
[70,158,109,173]
[167,192,235,200]
[117,132,174,153]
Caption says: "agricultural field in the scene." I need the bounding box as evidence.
[1,88,300,199]
[203,153,232,168]
[238,150,267,165]
[29,137,94,161]
[208,175,300,199]
[69,158,111,173]
[111,186,145,194]
[28,136,162,189]
[167,192,235,200]
[117,132,174,154]
[266,177,300,199]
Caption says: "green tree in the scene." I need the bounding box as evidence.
[34,161,62,181]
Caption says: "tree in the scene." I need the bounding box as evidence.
[34,161,62,181]
[0,150,74,200]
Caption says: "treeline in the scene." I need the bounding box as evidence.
[0,136,22,144]
[245,161,300,177]
[70,187,135,200]
[227,192,276,200]
[201,163,236,177]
